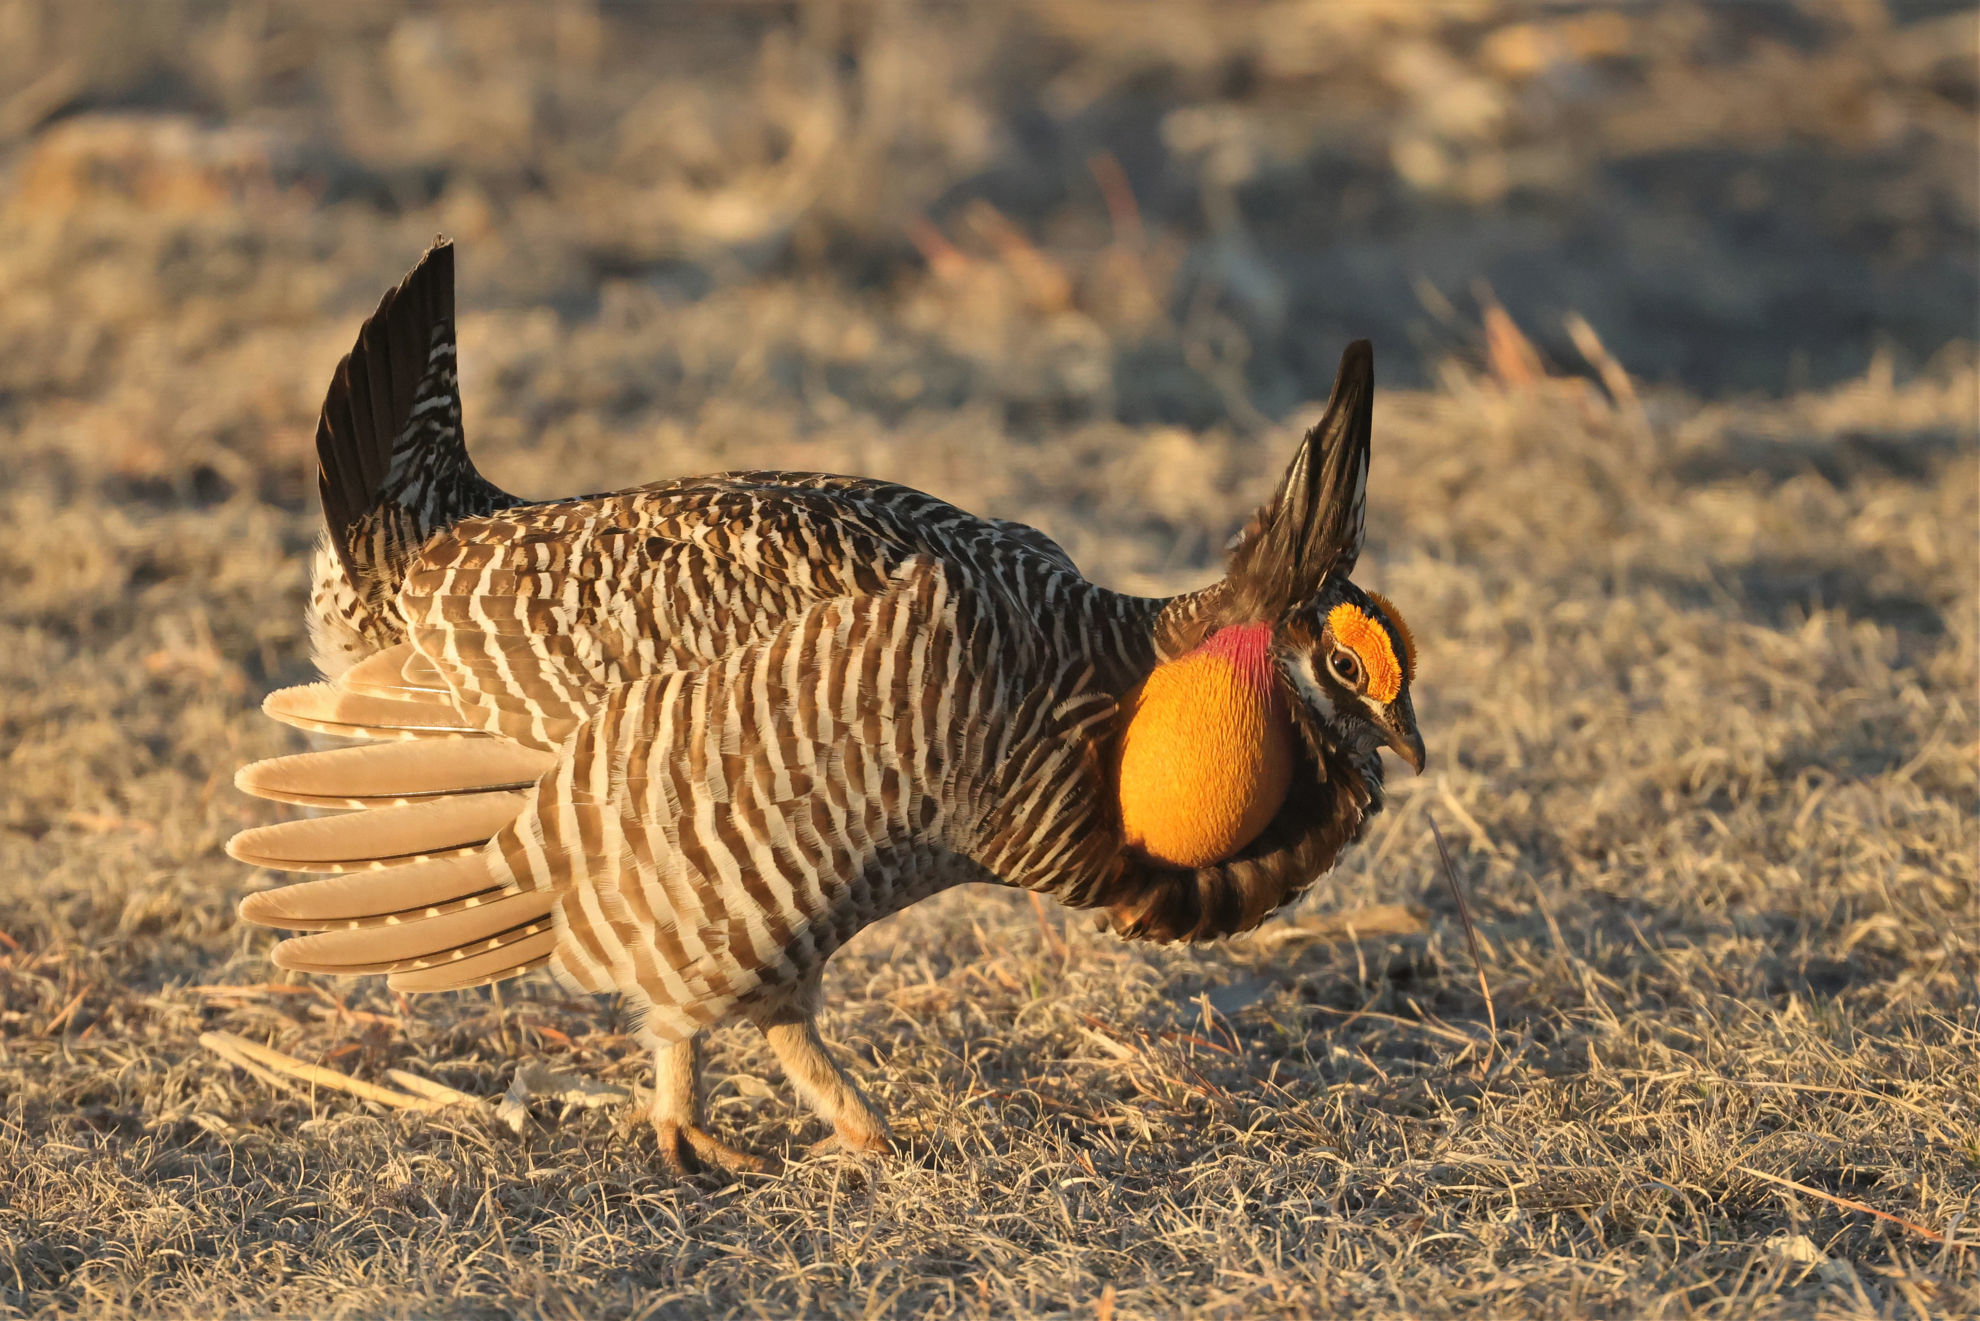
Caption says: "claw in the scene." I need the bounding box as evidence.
[653,1119,774,1179]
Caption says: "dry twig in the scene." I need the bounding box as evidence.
[1735,1164,1950,1246]
[1429,812,1498,1074]
[201,1031,478,1113]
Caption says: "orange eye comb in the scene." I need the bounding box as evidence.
[1326,601,1406,703]
[1365,591,1416,682]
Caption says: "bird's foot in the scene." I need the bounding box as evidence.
[653,1119,774,1179]
[808,1122,892,1159]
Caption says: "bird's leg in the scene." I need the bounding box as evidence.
[648,1033,772,1177]
[758,1011,892,1157]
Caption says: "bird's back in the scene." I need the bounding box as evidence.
[390,469,1167,748]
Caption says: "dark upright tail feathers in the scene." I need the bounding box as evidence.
[316,240,517,617]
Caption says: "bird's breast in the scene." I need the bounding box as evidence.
[1113,635,1295,870]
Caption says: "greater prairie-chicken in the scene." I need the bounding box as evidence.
[227,242,1425,1173]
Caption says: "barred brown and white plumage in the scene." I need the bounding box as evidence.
[228,242,1427,1173]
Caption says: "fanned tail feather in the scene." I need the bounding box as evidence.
[231,643,554,991]
[338,643,454,701]
[268,886,555,987]
[236,741,552,808]
[226,791,527,872]
[239,856,507,929]
[305,241,522,676]
[315,239,518,612]
[261,684,485,739]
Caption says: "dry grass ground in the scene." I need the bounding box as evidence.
[1,3,1976,1317]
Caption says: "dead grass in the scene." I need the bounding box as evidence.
[1,2,1976,1317]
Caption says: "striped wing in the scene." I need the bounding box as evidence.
[394,474,1099,752]
[488,557,1122,1043]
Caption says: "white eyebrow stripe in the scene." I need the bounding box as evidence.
[1282,654,1338,724]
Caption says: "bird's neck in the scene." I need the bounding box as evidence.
[1113,622,1296,869]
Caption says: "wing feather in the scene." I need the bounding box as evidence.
[393,474,1104,749]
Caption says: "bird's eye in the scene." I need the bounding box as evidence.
[1329,649,1362,687]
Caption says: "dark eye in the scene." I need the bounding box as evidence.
[1328,649,1362,687]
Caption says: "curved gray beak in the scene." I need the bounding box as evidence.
[1379,691,1426,774]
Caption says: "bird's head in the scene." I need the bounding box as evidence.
[1217,339,1424,776]
[1116,341,1423,870]
[1272,579,1423,774]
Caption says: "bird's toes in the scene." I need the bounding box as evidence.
[808,1123,893,1159]
[654,1119,775,1179]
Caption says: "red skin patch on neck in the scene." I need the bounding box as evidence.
[1197,622,1276,688]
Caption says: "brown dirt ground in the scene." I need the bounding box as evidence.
[1,3,1976,1317]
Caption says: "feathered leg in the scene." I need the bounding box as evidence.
[648,1034,771,1177]
[756,985,892,1157]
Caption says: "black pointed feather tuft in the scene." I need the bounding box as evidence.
[1228,340,1373,618]
[315,239,517,617]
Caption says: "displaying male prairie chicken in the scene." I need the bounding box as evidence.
[227,242,1425,1174]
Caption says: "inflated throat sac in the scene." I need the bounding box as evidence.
[1115,623,1294,869]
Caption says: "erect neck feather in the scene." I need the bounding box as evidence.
[1115,622,1294,870]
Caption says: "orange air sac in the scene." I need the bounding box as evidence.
[1115,624,1295,869]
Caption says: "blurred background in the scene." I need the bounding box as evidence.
[2,0,1973,464]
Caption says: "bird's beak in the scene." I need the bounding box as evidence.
[1380,692,1426,774]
